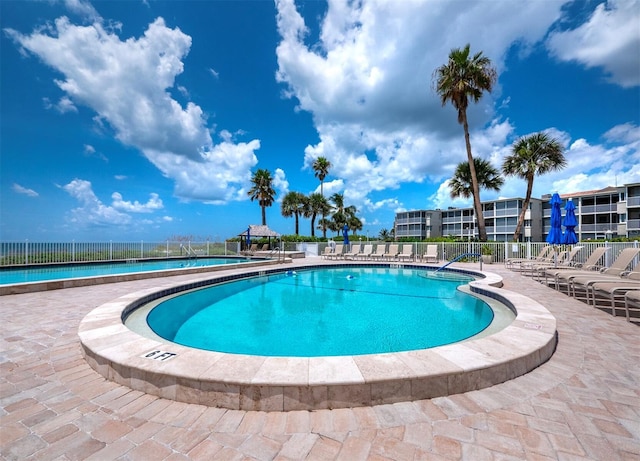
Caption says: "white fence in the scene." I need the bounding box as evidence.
[1,240,637,267]
[0,241,237,266]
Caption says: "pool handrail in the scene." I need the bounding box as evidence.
[436,252,483,272]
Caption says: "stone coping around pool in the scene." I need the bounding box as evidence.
[79,263,557,412]
[0,257,285,295]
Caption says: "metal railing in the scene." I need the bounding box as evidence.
[1,240,638,267]
[0,241,236,266]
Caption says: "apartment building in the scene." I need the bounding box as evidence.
[395,183,639,241]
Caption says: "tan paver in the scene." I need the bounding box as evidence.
[1,260,639,460]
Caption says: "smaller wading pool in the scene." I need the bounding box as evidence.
[79,263,558,411]
[0,256,276,295]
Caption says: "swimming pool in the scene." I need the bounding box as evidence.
[82,261,556,410]
[0,257,252,285]
[145,267,493,356]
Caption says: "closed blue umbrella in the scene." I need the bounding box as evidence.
[342,224,350,245]
[562,199,578,244]
[546,193,563,245]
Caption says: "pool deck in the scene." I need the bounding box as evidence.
[2,260,639,460]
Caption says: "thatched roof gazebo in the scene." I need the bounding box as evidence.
[239,225,281,250]
[239,225,280,239]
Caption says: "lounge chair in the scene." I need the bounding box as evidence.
[568,248,640,299]
[343,243,362,260]
[522,246,583,279]
[260,243,270,251]
[586,270,640,314]
[397,244,414,262]
[506,245,553,270]
[243,243,259,255]
[383,244,399,261]
[624,290,640,323]
[357,244,373,260]
[321,246,333,259]
[371,244,386,260]
[328,244,344,260]
[422,244,438,263]
[542,246,609,291]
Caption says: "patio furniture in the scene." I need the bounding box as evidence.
[344,244,362,260]
[397,244,414,262]
[422,245,438,263]
[383,244,399,261]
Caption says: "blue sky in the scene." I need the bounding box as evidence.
[1,0,638,242]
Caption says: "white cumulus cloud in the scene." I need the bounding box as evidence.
[62,179,131,226]
[276,0,639,219]
[275,0,565,211]
[6,13,260,203]
[547,0,640,88]
[111,192,164,213]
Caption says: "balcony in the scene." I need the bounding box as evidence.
[627,196,640,207]
[580,204,618,213]
[579,223,618,233]
[627,219,640,230]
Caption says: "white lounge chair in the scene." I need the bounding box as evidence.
[397,244,414,262]
[383,244,399,261]
[343,244,362,260]
[422,244,438,263]
[506,245,553,270]
[522,246,583,279]
[327,244,344,260]
[357,244,373,260]
[321,246,333,259]
[371,244,386,260]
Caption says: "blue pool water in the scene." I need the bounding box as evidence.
[146,267,493,357]
[0,257,251,285]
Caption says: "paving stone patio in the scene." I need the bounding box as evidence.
[1,260,639,460]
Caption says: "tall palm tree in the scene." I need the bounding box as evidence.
[281,191,306,235]
[312,156,332,196]
[312,156,332,237]
[247,169,275,226]
[434,43,497,241]
[502,132,566,241]
[303,193,330,238]
[449,158,504,200]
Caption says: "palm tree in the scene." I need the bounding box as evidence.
[347,215,363,235]
[281,191,306,235]
[247,169,275,226]
[434,43,497,241]
[502,132,566,241]
[303,193,330,237]
[449,158,504,200]
[312,156,331,237]
[379,228,391,241]
[312,156,332,196]
[329,193,357,235]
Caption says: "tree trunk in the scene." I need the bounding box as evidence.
[513,176,534,241]
[462,112,486,241]
[261,205,266,226]
[311,215,316,237]
[295,214,299,235]
[321,181,327,238]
